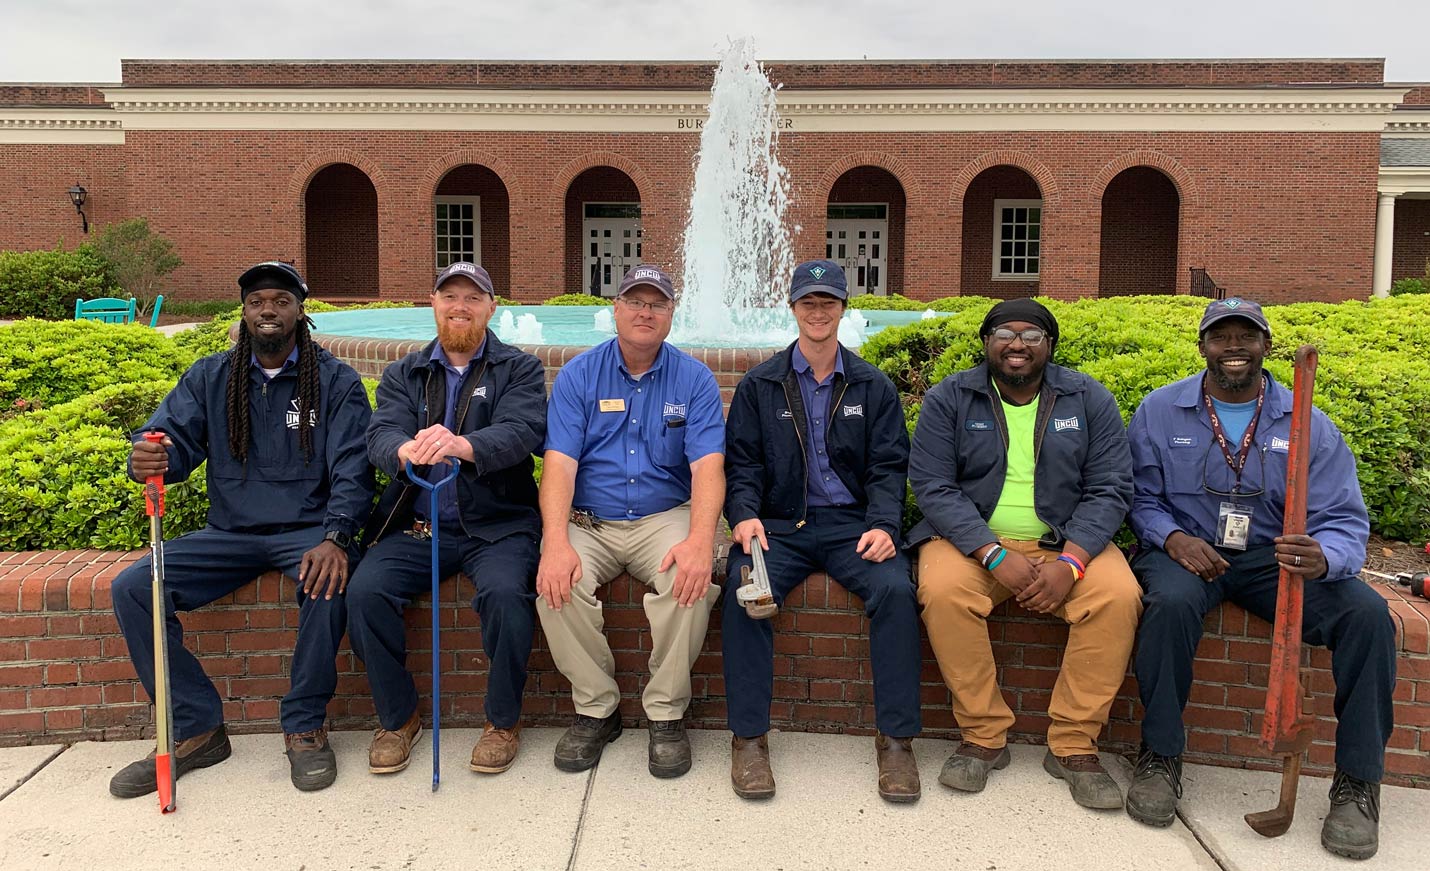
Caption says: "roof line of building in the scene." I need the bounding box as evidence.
[117,56,1385,66]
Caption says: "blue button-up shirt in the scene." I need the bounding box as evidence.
[791,343,856,507]
[250,346,299,381]
[1128,372,1368,582]
[414,339,484,525]
[545,338,725,521]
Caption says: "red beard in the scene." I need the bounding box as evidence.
[437,318,484,354]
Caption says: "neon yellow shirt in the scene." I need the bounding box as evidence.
[987,395,1052,541]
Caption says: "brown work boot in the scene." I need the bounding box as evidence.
[1043,750,1124,810]
[470,723,521,774]
[368,710,422,774]
[285,728,337,792]
[730,734,775,800]
[875,734,921,804]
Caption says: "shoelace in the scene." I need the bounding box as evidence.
[1329,771,1380,821]
[1134,747,1183,798]
[289,730,325,751]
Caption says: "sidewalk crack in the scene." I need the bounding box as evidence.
[0,744,69,803]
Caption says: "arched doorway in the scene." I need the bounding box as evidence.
[1099,167,1180,297]
[826,166,906,297]
[304,163,378,298]
[434,164,511,296]
[565,167,641,298]
[960,166,1042,298]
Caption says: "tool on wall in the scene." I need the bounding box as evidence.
[408,458,460,792]
[143,431,177,814]
[736,543,778,620]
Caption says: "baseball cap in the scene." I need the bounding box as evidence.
[433,261,495,296]
[790,259,849,303]
[238,261,308,301]
[617,264,676,299]
[1199,298,1271,337]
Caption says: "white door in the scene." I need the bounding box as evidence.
[584,203,642,297]
[826,204,888,296]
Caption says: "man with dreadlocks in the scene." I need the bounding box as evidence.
[108,261,374,797]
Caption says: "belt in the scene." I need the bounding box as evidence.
[405,519,434,540]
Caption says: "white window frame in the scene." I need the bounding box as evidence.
[992,198,1042,280]
[434,196,481,270]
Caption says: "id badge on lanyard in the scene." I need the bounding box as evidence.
[1216,501,1254,550]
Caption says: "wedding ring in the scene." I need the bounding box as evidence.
[1294,555,1302,567]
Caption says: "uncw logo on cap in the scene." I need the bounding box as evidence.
[809,266,826,280]
[1221,299,1241,308]
[632,268,660,281]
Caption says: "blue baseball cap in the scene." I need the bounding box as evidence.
[617,264,676,299]
[790,259,848,303]
[433,261,495,296]
[1199,298,1271,337]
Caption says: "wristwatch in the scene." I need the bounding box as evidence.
[323,529,352,549]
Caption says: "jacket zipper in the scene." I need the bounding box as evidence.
[780,377,810,530]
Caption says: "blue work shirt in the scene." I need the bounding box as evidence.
[791,343,856,507]
[1128,371,1369,582]
[414,339,484,526]
[545,338,725,521]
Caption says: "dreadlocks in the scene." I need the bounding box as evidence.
[226,314,321,464]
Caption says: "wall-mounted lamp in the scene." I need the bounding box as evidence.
[67,183,89,234]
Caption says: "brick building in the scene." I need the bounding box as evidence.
[1,57,1428,304]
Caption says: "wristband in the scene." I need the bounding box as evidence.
[986,548,1008,571]
[1056,553,1086,581]
[979,544,1004,567]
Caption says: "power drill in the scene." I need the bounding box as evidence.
[1364,569,1430,599]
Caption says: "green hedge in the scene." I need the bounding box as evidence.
[0,382,209,550]
[0,245,120,320]
[543,293,610,306]
[862,295,1430,542]
[0,319,192,410]
[1391,278,1427,296]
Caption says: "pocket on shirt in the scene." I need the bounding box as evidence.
[652,422,687,468]
[1165,443,1206,495]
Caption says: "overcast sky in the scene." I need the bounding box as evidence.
[3,0,1428,83]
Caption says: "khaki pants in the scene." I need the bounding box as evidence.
[537,503,718,721]
[917,537,1142,756]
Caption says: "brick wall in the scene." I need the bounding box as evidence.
[113,60,1386,90]
[1098,167,1180,297]
[1,549,1426,788]
[1392,198,1430,282]
[0,129,1381,306]
[305,163,380,298]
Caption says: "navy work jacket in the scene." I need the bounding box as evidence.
[724,341,910,539]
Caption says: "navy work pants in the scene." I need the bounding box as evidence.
[111,525,345,740]
[723,506,922,739]
[1133,544,1396,782]
[345,527,538,731]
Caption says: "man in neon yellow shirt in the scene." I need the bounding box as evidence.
[908,299,1140,810]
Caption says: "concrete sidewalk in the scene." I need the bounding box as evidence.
[0,730,1421,870]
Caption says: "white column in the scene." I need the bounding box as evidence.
[1372,192,1397,298]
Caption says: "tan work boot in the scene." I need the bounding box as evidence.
[731,734,776,800]
[875,734,921,803]
[470,723,521,774]
[368,710,422,774]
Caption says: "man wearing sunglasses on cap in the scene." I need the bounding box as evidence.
[909,298,1139,811]
[1125,298,1394,860]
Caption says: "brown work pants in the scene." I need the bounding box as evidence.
[917,537,1142,756]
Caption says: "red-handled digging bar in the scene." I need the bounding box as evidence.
[1244,345,1318,837]
[143,431,177,814]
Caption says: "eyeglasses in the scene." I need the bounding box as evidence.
[618,297,674,315]
[989,328,1048,346]
[1202,440,1266,498]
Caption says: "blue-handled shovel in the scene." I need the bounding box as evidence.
[407,458,460,791]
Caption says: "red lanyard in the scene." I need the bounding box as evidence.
[1201,374,1266,486]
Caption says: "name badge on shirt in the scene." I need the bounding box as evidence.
[599,399,626,413]
[1216,501,1254,551]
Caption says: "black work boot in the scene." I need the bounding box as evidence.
[1322,769,1380,860]
[285,728,338,791]
[553,712,623,772]
[1126,745,1183,827]
[647,718,692,779]
[109,724,232,798]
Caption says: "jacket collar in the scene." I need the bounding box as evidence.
[417,329,518,370]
